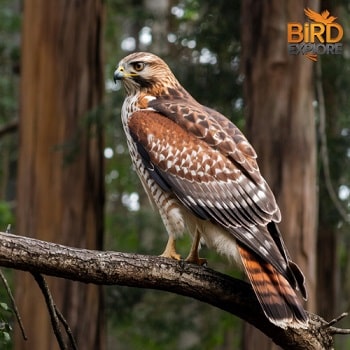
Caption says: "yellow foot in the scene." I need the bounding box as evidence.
[160,250,181,260]
[185,229,207,265]
[159,237,181,260]
[185,255,207,266]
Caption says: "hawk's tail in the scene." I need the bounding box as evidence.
[238,245,308,329]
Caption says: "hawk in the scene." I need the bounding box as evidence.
[114,52,308,329]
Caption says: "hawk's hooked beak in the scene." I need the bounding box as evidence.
[114,66,138,83]
[113,66,125,83]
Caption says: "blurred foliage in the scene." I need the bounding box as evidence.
[0,1,20,346]
[106,287,241,350]
[320,4,350,348]
[0,301,12,350]
[0,201,14,229]
[0,269,13,350]
[0,0,20,204]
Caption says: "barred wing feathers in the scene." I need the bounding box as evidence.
[130,110,293,272]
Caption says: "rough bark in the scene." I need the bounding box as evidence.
[0,231,347,350]
[241,1,319,349]
[16,1,105,349]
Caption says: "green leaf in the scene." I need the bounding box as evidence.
[0,303,9,311]
[2,331,10,342]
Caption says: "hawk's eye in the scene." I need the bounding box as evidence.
[132,62,145,72]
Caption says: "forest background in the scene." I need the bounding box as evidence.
[0,0,349,349]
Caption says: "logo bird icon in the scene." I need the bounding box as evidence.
[304,8,337,25]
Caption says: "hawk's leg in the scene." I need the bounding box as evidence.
[185,230,207,266]
[160,236,181,260]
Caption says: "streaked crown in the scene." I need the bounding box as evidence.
[114,52,181,95]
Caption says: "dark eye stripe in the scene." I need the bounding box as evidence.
[132,76,154,88]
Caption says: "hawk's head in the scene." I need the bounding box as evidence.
[114,52,180,95]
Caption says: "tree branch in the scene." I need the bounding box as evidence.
[31,273,68,350]
[0,119,18,138]
[0,231,347,349]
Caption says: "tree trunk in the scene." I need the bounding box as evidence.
[15,1,105,349]
[241,1,318,349]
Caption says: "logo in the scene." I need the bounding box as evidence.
[287,8,343,61]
